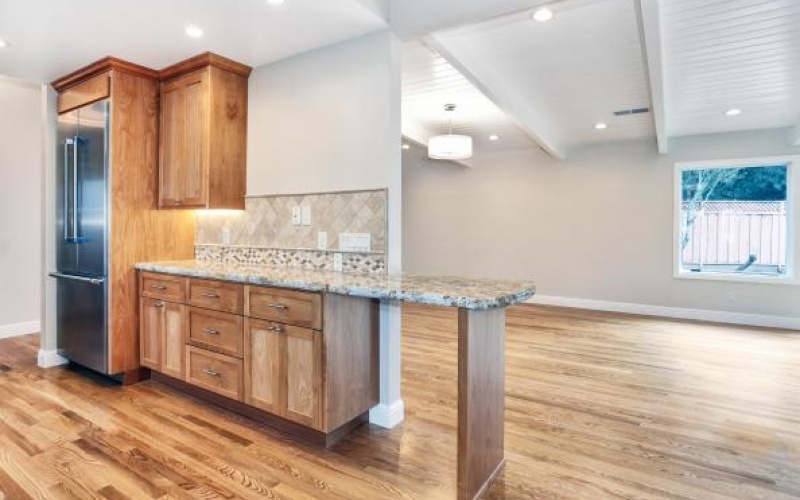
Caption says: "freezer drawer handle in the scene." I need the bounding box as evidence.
[49,273,105,286]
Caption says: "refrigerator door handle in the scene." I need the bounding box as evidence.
[49,272,105,286]
[72,135,80,242]
[63,138,75,242]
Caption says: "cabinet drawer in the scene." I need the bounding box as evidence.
[141,273,186,302]
[246,287,322,330]
[187,307,243,357]
[188,279,243,314]
[186,346,243,401]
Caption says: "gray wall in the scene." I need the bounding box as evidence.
[0,77,43,334]
[403,128,800,319]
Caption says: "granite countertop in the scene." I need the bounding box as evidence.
[135,260,536,310]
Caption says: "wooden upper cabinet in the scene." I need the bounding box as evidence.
[158,53,251,210]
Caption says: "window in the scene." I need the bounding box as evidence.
[675,157,796,282]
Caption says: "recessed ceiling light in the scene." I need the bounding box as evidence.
[185,25,204,38]
[0,39,8,48]
[725,108,742,117]
[402,144,410,150]
[532,7,554,22]
[594,122,608,130]
[266,0,285,4]
[489,135,499,141]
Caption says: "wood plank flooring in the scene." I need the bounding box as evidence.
[1,304,798,499]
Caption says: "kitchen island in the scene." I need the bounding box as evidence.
[136,260,535,500]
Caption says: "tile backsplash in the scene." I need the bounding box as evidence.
[194,189,388,274]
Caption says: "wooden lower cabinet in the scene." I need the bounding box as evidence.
[139,298,186,379]
[244,320,322,429]
[139,272,378,444]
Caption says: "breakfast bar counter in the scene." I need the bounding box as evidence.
[136,260,536,500]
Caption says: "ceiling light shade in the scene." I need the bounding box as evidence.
[428,134,473,160]
[489,135,499,141]
[185,25,204,38]
[594,122,608,130]
[725,108,742,117]
[532,7,554,22]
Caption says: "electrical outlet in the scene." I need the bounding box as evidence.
[317,231,328,250]
[339,233,371,252]
[291,206,302,226]
[301,206,312,226]
[333,253,343,272]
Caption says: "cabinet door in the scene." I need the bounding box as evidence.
[244,319,283,415]
[159,70,208,208]
[159,83,184,207]
[161,302,186,379]
[140,298,162,370]
[283,326,322,429]
[181,74,208,207]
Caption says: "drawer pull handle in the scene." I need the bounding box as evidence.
[202,328,220,335]
[151,285,168,291]
[201,293,219,299]
[154,301,165,308]
[266,303,288,310]
[267,325,283,333]
[202,368,220,378]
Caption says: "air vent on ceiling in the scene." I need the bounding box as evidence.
[614,107,650,116]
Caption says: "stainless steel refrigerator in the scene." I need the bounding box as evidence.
[50,100,110,374]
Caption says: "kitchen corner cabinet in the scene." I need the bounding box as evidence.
[138,272,379,444]
[158,53,251,210]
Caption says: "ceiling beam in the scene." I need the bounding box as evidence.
[427,36,566,160]
[637,0,669,154]
[402,122,473,168]
[790,120,800,147]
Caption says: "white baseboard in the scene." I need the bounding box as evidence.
[369,399,405,429]
[38,349,68,368]
[528,295,800,330]
[0,320,40,340]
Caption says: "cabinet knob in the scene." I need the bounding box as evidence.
[267,325,284,333]
[154,301,165,308]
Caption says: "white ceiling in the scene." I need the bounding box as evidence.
[430,0,655,156]
[661,0,800,137]
[402,42,537,155]
[0,0,387,83]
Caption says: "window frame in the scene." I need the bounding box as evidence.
[673,155,799,285]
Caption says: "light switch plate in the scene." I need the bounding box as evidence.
[339,233,371,252]
[317,231,328,250]
[291,206,302,226]
[333,253,343,272]
[301,206,312,226]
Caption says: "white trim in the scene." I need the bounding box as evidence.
[637,0,668,154]
[369,399,406,429]
[37,349,68,368]
[673,156,800,284]
[0,321,40,339]
[528,295,800,330]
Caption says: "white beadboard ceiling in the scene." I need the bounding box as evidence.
[0,0,387,83]
[662,0,800,137]
[402,41,538,155]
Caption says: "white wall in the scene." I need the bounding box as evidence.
[0,77,43,337]
[247,29,405,427]
[403,128,800,321]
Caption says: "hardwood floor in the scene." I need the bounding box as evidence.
[1,304,799,499]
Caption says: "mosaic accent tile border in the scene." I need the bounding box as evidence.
[195,245,386,275]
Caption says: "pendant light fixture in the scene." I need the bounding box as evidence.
[428,104,473,160]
